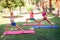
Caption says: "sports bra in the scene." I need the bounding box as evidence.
[42,11,46,16]
[10,17,14,20]
[30,11,34,18]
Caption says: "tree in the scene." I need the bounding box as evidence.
[55,0,59,17]
[0,0,4,12]
[14,0,25,14]
[19,0,25,14]
[49,0,52,13]
[1,0,16,16]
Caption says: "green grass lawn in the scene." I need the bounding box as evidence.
[0,17,60,40]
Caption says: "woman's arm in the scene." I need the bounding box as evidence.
[2,16,10,18]
[2,16,23,18]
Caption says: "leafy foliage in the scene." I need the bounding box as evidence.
[34,0,40,4]
[0,0,25,8]
[0,0,25,12]
[26,5,33,11]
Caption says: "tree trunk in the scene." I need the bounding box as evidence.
[42,3,44,10]
[49,0,52,14]
[19,6,21,14]
[55,0,59,17]
[10,7,13,16]
[40,0,45,10]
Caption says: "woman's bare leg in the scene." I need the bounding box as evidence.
[6,24,11,31]
[37,19,44,25]
[34,20,40,25]
[16,25,24,31]
[46,19,53,25]
[34,20,39,23]
[26,19,30,24]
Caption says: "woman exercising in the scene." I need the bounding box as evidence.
[26,10,41,25]
[39,9,53,26]
[5,12,24,31]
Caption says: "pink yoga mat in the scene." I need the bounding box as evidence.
[3,30,35,35]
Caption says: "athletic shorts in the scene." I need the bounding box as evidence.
[11,22,16,26]
[43,18,47,20]
[29,18,35,20]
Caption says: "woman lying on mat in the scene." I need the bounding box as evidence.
[6,12,24,31]
[39,8,53,26]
